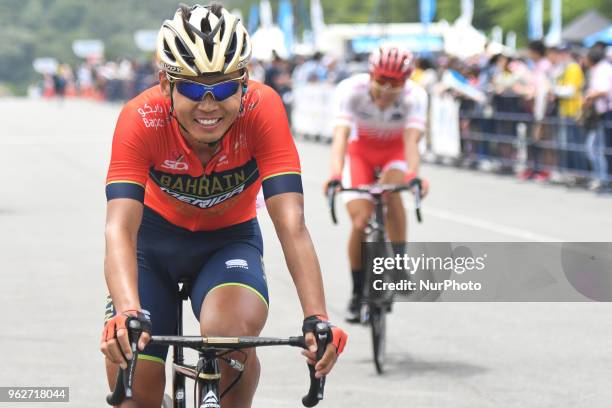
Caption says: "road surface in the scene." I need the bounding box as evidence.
[0,98,611,407]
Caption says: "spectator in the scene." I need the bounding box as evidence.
[491,54,526,172]
[248,59,266,83]
[292,51,326,84]
[77,62,94,97]
[264,50,284,92]
[322,55,349,84]
[521,40,553,181]
[584,47,612,192]
[52,65,68,101]
[549,43,588,183]
[264,51,293,117]
[413,58,438,93]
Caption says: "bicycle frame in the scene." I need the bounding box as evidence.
[166,280,258,407]
[327,178,423,374]
[361,190,393,310]
[328,179,424,309]
[106,279,328,407]
[365,191,387,242]
[170,280,221,408]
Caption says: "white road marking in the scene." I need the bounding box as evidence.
[423,206,564,242]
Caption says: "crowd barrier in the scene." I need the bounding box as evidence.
[291,83,612,184]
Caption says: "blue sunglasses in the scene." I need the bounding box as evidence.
[167,74,245,102]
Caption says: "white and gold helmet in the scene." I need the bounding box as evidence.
[157,4,251,77]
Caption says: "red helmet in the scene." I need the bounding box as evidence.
[369,47,414,81]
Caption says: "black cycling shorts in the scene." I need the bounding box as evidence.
[104,206,268,363]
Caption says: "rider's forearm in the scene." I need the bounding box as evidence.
[267,195,327,318]
[330,126,350,177]
[404,129,422,175]
[104,226,141,313]
[406,146,420,175]
[278,222,327,318]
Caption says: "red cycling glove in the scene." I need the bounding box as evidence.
[102,310,151,343]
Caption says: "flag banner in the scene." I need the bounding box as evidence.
[248,4,259,34]
[527,0,543,40]
[545,0,562,45]
[279,0,294,56]
[419,0,436,26]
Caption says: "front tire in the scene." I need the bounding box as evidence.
[370,304,387,374]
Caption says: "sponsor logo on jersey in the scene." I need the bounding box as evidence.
[159,184,246,209]
[225,259,249,269]
[136,103,169,129]
[149,158,259,209]
[217,155,228,166]
[162,159,189,171]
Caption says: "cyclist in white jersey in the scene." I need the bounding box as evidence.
[325,46,429,322]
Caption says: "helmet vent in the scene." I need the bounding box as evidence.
[227,33,237,57]
[163,39,175,61]
[174,37,195,67]
[201,16,212,39]
[240,32,248,58]
[179,5,196,42]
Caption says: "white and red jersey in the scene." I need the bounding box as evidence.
[333,73,428,149]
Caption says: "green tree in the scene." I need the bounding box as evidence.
[1,0,610,94]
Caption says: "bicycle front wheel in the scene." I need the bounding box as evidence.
[370,304,387,374]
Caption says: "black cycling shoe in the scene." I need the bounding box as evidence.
[345,294,362,324]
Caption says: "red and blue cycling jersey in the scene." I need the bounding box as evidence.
[106,80,302,231]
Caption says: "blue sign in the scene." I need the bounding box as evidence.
[351,34,444,54]
[278,0,294,56]
[420,0,436,26]
[248,4,259,34]
[527,0,543,40]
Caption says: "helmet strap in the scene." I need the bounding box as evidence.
[169,82,176,116]
[168,81,191,136]
[239,81,248,114]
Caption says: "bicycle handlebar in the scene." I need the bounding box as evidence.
[327,178,424,225]
[106,329,329,406]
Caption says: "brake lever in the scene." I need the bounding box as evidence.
[105,317,143,405]
[327,187,338,225]
[301,323,329,407]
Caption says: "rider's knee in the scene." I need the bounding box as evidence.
[385,194,404,212]
[351,215,369,231]
[350,207,372,230]
[201,313,263,338]
[120,360,165,407]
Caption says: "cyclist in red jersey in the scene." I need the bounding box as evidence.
[100,4,346,407]
[326,46,430,322]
